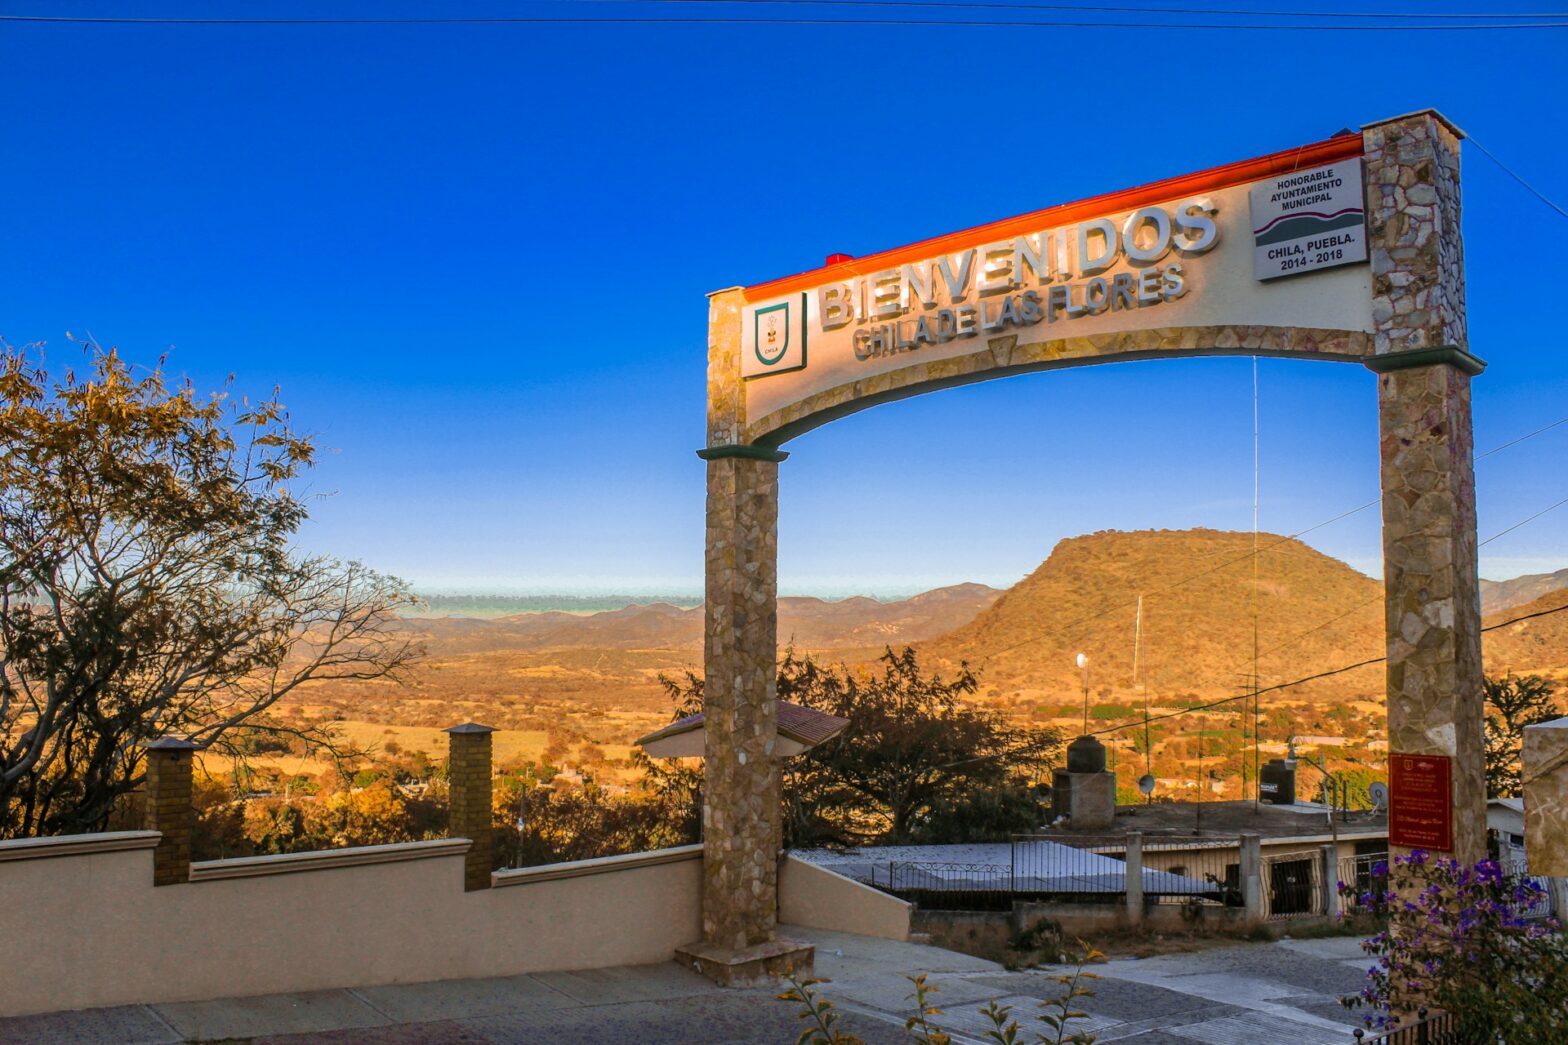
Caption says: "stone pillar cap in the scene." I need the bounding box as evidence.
[1362,108,1465,139]
[444,722,498,734]
[143,737,204,751]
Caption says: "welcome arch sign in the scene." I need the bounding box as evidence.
[688,110,1483,982]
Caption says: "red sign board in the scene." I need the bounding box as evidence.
[1388,752,1453,852]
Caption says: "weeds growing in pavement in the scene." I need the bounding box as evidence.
[779,943,1104,1044]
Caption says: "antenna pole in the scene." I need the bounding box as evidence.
[1135,595,1152,801]
[1251,356,1262,813]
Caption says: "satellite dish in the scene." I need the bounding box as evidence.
[1369,781,1389,811]
[1138,773,1156,796]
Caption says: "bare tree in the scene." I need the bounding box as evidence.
[0,338,419,837]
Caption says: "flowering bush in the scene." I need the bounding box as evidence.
[1340,851,1568,1043]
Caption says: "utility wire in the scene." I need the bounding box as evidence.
[4,12,1568,29]
[1088,562,1568,742]
[1126,487,1568,724]
[603,0,1568,20]
[1467,135,1568,223]
[981,409,1568,668]
[1088,597,1568,740]
[1481,494,1568,548]
[1478,415,1568,459]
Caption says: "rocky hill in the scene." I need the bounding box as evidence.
[920,528,1389,701]
[1482,568,1568,615]
[918,529,1568,704]
[1483,586,1568,679]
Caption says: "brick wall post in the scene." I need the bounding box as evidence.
[446,723,496,891]
[144,737,201,886]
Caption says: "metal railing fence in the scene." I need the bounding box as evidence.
[1352,1007,1462,1044]
[1337,851,1390,914]
[1138,837,1244,906]
[1262,848,1327,920]
[875,861,1014,911]
[847,834,1253,910]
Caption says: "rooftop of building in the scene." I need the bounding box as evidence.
[1041,799,1388,844]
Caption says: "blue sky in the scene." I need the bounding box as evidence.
[4,2,1567,596]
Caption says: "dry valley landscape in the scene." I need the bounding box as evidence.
[265,529,1568,803]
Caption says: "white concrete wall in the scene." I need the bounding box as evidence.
[778,854,910,941]
[0,835,703,1017]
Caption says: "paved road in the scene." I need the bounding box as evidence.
[0,929,1372,1043]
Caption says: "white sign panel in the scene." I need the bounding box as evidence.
[737,170,1373,427]
[1249,161,1367,281]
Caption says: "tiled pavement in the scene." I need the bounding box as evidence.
[0,930,1373,1044]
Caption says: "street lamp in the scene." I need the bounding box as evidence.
[1075,652,1090,735]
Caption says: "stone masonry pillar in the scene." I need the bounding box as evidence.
[1523,717,1568,875]
[144,737,201,886]
[1362,111,1487,868]
[701,449,783,950]
[678,287,812,986]
[446,722,495,891]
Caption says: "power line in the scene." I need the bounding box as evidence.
[1086,580,1568,741]
[1467,135,1568,223]
[608,0,1568,20]
[980,408,1568,668]
[1136,488,1568,706]
[1117,487,1568,730]
[1088,599,1568,740]
[3,11,1567,30]
[1481,494,1568,547]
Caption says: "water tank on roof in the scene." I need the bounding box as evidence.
[1260,758,1297,805]
[1066,735,1107,774]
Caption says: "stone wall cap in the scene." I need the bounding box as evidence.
[444,722,498,734]
[1362,109,1465,139]
[706,285,746,298]
[1524,716,1568,732]
[0,830,162,863]
[143,737,205,750]
[190,838,472,881]
[493,843,703,886]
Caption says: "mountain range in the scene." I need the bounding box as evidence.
[391,583,1002,656]
[395,529,1568,701]
[1482,568,1568,615]
[293,529,1567,765]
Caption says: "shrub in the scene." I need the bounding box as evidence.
[1341,851,1568,1043]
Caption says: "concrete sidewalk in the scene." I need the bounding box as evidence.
[0,929,1372,1044]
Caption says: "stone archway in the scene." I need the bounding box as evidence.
[684,110,1482,982]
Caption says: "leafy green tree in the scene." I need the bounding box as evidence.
[0,339,418,837]
[642,649,1060,848]
[1484,673,1559,798]
[1314,766,1386,811]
